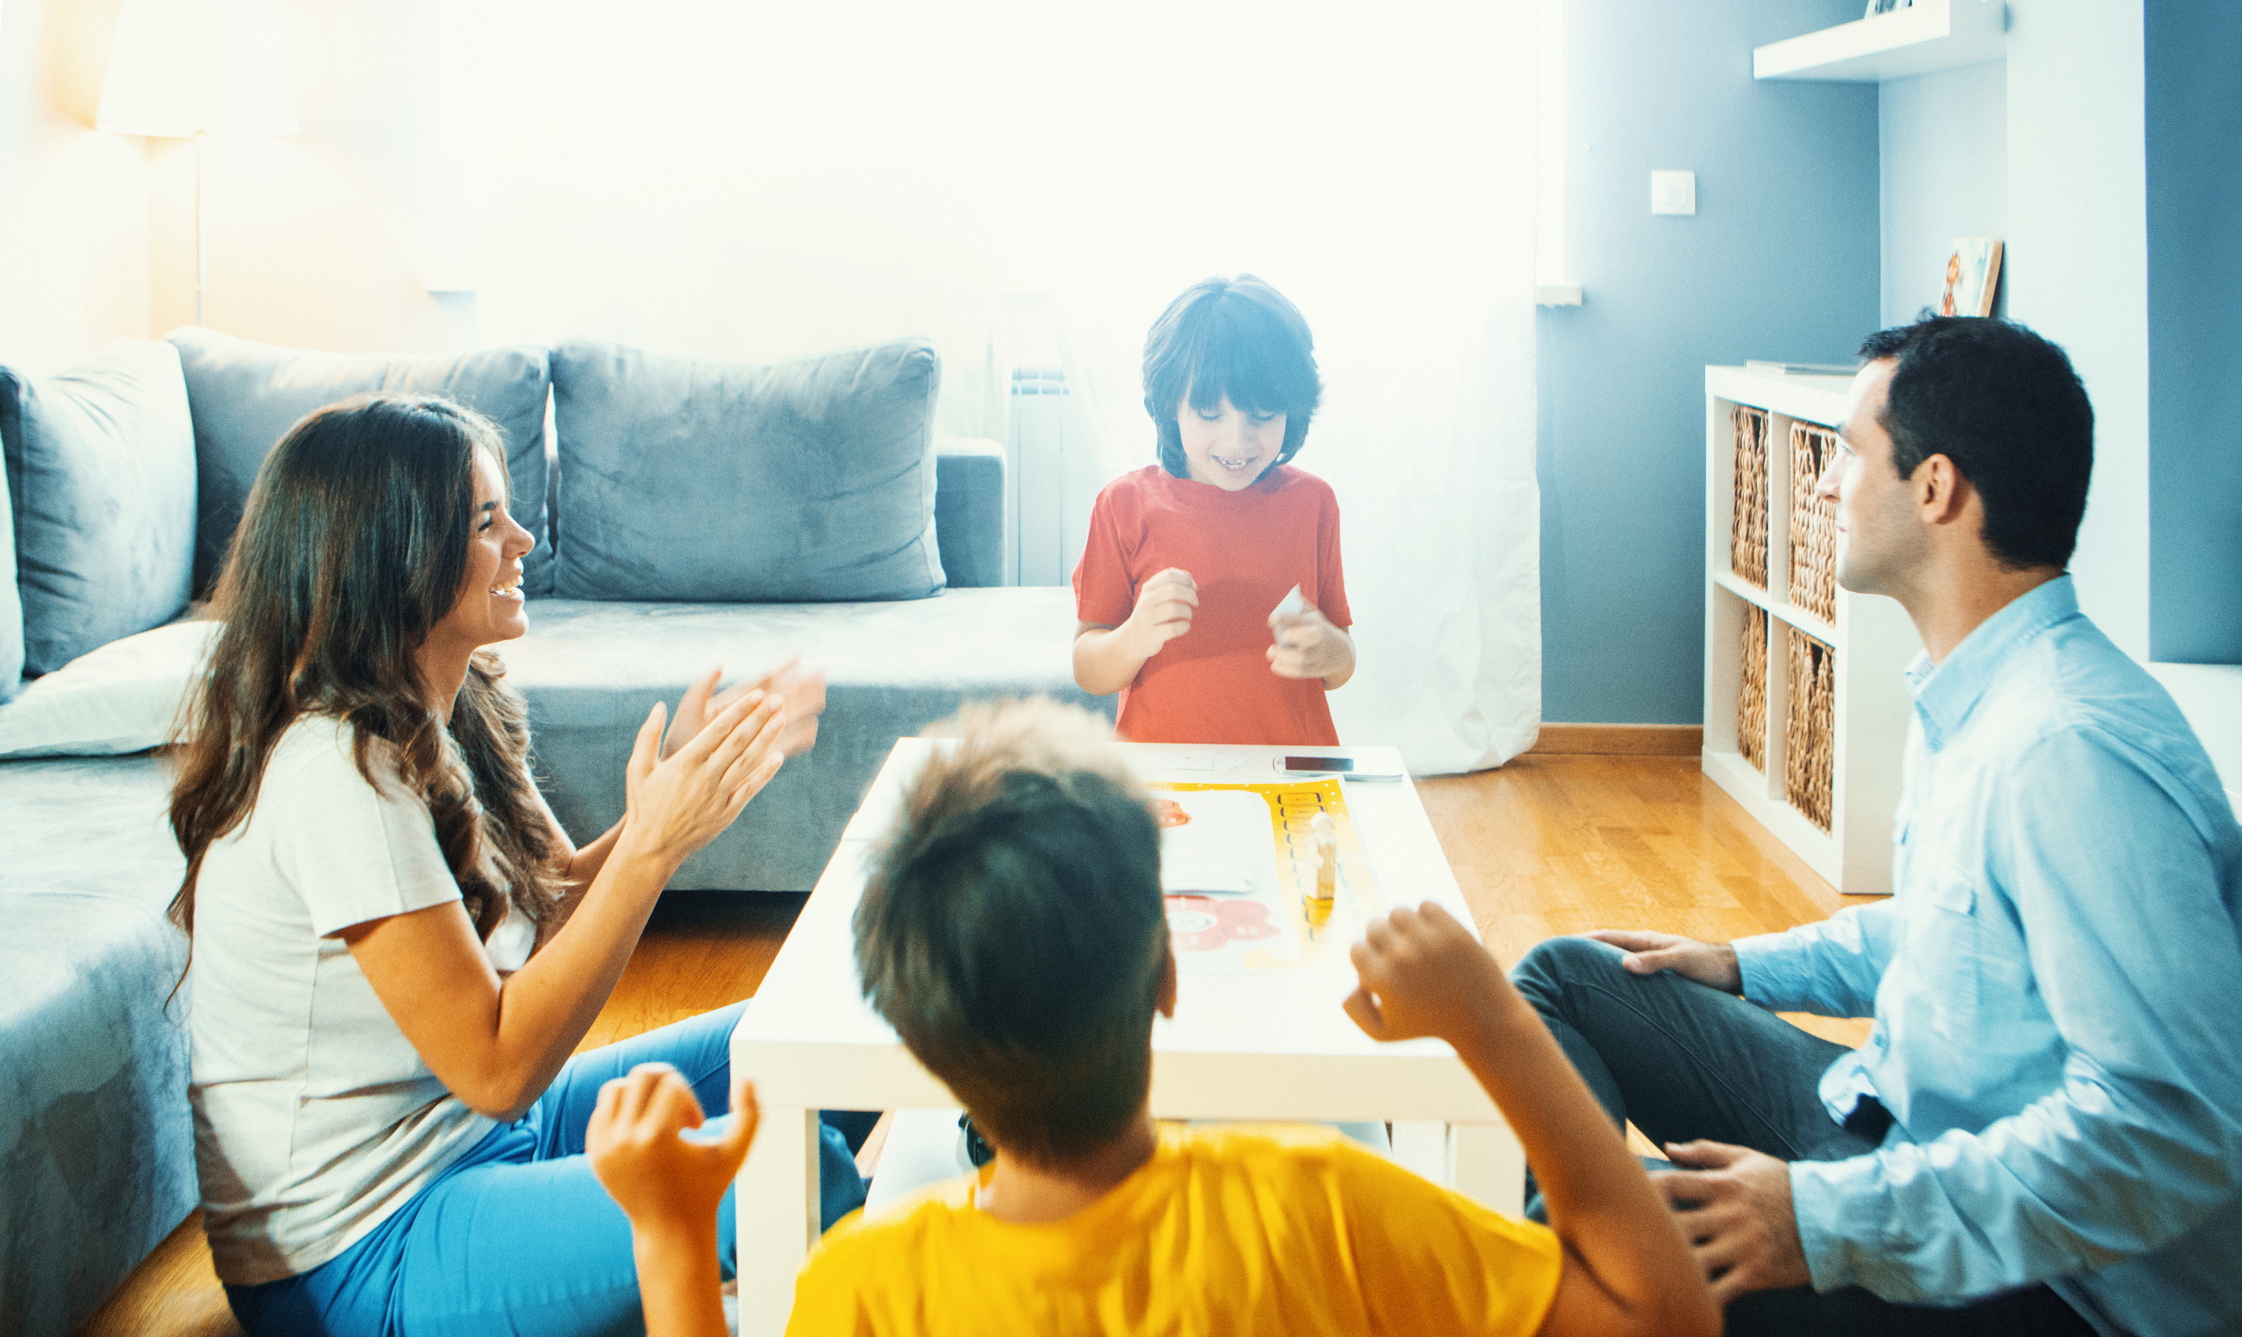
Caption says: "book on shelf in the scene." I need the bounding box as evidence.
[1744,360,1858,377]
[1940,238,2003,318]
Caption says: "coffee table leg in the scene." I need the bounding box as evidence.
[1449,1121,1528,1216]
[735,1104,820,1337]
[1391,1120,1448,1183]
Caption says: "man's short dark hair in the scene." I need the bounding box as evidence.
[854,700,1168,1166]
[1858,316,2094,570]
[1143,275,1323,479]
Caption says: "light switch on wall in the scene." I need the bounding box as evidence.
[1651,170,1696,216]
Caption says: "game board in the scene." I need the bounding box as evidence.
[1153,779,1381,975]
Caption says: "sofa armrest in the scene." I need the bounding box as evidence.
[934,437,1006,588]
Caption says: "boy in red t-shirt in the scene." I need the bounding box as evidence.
[1072,275,1354,745]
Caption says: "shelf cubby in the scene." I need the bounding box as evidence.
[1703,367,1922,895]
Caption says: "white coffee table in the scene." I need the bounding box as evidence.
[730,739,1524,1334]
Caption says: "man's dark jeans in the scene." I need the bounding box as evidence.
[1508,935,2094,1337]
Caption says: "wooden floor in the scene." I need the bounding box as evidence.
[78,752,1872,1336]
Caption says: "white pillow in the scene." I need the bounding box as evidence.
[0,619,221,758]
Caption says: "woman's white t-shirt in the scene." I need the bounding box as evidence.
[188,715,533,1284]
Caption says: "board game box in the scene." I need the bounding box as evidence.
[1155,779,1381,976]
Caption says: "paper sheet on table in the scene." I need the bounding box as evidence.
[1156,751,1248,772]
[1159,842,1257,895]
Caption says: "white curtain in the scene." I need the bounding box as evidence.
[440,0,1542,773]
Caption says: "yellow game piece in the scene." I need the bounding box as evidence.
[1311,811,1337,900]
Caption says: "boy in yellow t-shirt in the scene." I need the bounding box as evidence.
[587,700,1715,1337]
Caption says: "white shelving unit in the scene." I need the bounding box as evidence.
[1754,0,2004,83]
[1703,367,1921,895]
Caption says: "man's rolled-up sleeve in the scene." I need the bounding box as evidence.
[1733,898,1900,1018]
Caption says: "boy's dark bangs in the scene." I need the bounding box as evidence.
[1182,301,1316,416]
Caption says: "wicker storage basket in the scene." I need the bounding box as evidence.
[1738,606,1768,772]
[1789,422,1838,624]
[1785,628,1836,832]
[1730,407,1770,587]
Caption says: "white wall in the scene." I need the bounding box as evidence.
[1874,7,2153,663]
[1880,62,2005,327]
[1875,2,2168,665]
[0,0,151,369]
[59,0,1545,768]
[2004,0,2150,659]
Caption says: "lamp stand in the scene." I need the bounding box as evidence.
[193,130,206,327]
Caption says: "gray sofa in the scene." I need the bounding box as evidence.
[0,329,1102,1335]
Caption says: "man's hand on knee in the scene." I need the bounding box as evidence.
[1582,930,1743,994]
[1651,1141,1810,1305]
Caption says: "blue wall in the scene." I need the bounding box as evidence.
[2145,0,2242,663]
[1539,1,1879,724]
[1880,63,2006,327]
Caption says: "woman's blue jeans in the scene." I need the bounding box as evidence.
[224,1002,866,1336]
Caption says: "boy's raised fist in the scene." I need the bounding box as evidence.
[1267,604,1350,681]
[1344,903,1508,1046]
[587,1063,760,1236]
[1127,568,1199,658]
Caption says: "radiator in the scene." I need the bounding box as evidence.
[1009,364,1070,586]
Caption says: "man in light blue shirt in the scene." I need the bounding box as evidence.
[1511,316,2242,1336]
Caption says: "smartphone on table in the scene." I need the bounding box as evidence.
[1274,755,1403,781]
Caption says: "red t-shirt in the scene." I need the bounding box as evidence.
[1073,464,1350,746]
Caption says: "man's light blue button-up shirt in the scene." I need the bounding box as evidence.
[1733,577,2242,1337]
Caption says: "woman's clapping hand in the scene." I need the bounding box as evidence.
[623,688,786,865]
[663,660,827,763]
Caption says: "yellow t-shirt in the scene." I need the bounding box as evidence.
[785,1124,1564,1337]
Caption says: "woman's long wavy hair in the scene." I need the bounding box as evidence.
[168,394,561,951]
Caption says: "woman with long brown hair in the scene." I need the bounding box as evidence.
[169,393,861,1335]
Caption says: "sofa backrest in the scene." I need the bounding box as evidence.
[168,328,555,595]
[550,338,946,602]
[1,333,978,694]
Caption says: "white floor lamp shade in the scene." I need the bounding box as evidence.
[96,0,298,324]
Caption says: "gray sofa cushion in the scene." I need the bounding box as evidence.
[551,339,945,603]
[504,588,1105,890]
[933,439,1005,589]
[0,341,197,676]
[167,328,554,595]
[0,403,18,702]
[0,754,194,1337]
